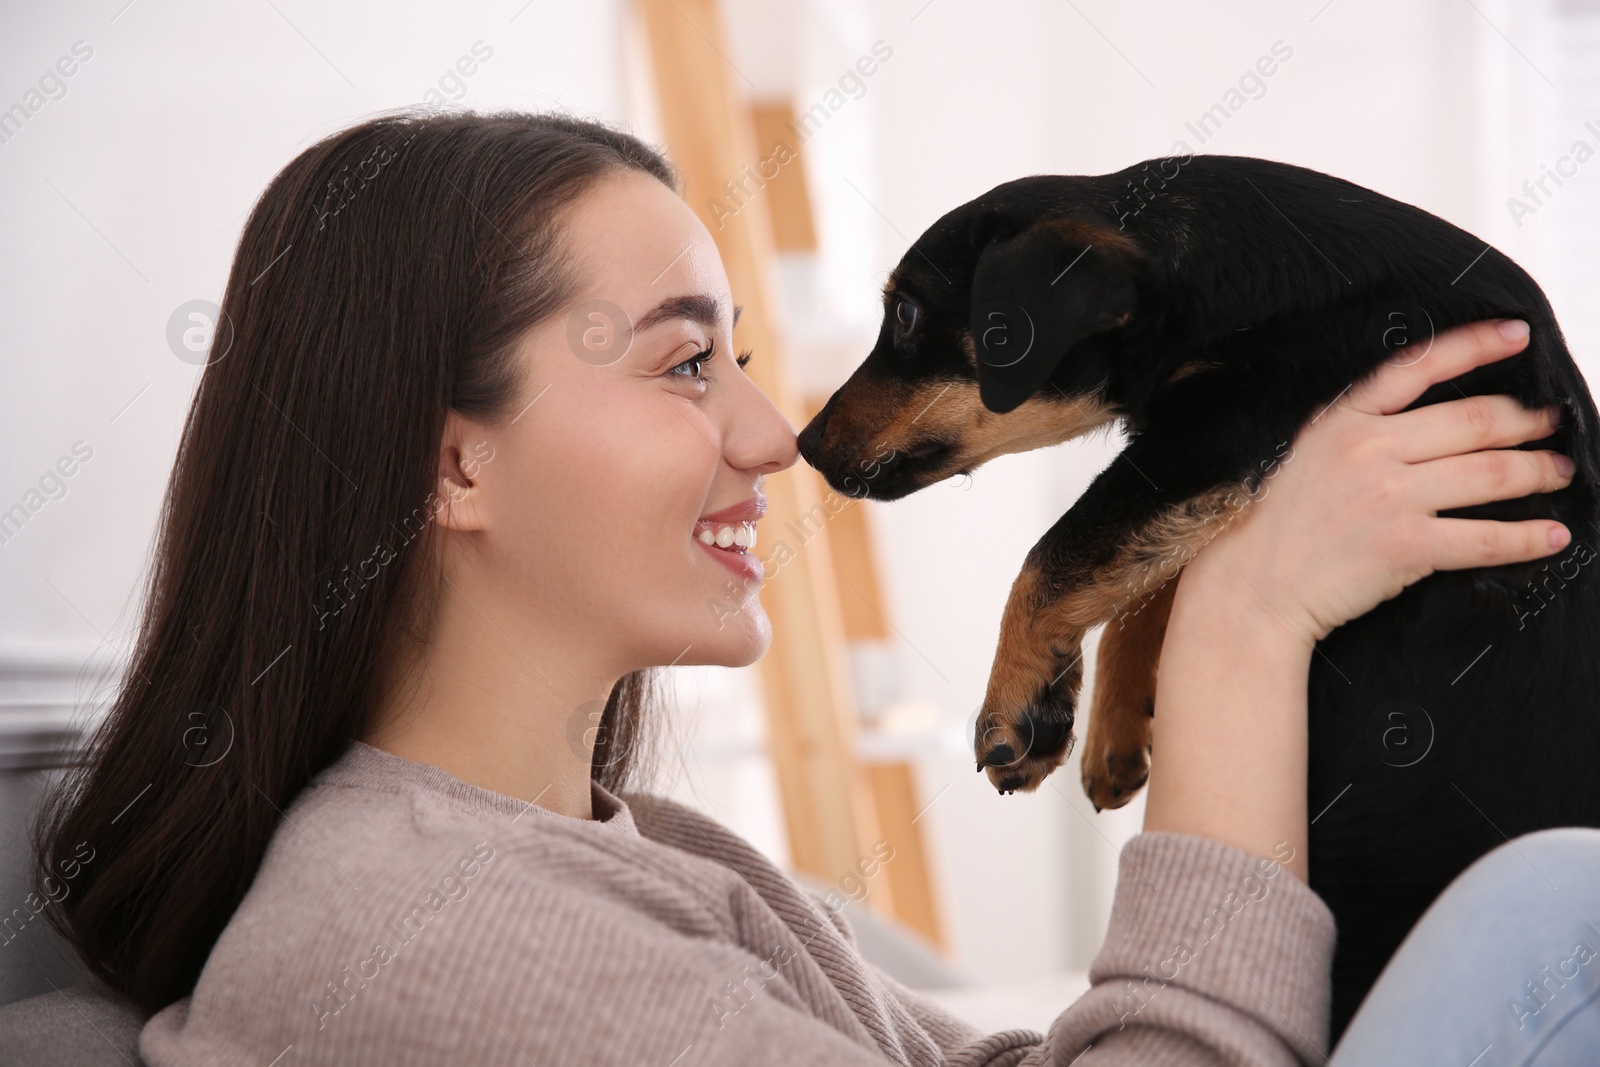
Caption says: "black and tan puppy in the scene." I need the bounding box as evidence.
[797,153,1600,1038]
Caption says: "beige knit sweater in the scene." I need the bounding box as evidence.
[139,741,1335,1066]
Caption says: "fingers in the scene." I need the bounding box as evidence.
[1416,447,1575,512]
[1387,393,1562,464]
[1345,318,1531,416]
[1423,516,1570,574]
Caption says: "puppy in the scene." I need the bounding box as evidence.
[797,153,1600,1038]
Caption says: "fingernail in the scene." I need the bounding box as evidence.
[1498,319,1529,341]
[1556,453,1575,476]
[1550,524,1570,549]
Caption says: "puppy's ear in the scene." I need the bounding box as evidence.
[969,219,1140,414]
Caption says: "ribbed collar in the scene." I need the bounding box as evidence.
[319,740,639,836]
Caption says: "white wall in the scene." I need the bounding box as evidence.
[0,1,636,651]
[4,0,1594,992]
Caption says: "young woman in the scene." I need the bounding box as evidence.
[35,109,1600,1065]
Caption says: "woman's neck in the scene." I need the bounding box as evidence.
[361,570,620,820]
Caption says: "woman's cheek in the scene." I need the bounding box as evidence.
[605,398,716,573]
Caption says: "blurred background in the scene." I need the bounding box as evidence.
[4,0,1599,1033]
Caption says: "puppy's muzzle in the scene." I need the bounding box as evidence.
[798,401,953,501]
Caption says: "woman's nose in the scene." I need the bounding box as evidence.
[723,372,800,476]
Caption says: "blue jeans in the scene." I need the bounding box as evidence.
[1331,828,1600,1066]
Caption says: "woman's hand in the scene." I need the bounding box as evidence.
[1185,317,1572,643]
[1142,318,1574,878]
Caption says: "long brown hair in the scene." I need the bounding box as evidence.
[32,108,678,1014]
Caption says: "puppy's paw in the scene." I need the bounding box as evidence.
[974,628,1085,795]
[1079,648,1158,812]
[1080,722,1151,813]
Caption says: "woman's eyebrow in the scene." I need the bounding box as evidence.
[634,293,743,333]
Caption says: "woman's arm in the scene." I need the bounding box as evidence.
[1144,574,1315,878]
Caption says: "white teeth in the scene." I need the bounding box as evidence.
[696,522,756,551]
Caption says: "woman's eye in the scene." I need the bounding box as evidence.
[669,345,713,382]
[895,297,920,333]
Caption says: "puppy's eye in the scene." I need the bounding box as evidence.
[894,297,920,334]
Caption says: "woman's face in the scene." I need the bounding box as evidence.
[454,168,798,676]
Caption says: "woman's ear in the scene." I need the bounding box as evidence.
[969,218,1141,414]
[432,411,492,534]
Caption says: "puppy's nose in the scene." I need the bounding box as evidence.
[797,404,830,464]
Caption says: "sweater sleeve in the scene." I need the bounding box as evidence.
[873,832,1336,1067]
[685,831,1336,1067]
[1039,832,1334,1066]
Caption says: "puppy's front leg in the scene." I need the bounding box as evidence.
[1079,574,1176,811]
[975,469,1253,796]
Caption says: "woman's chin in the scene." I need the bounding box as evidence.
[687,611,771,668]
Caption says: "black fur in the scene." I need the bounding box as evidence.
[797,153,1600,1040]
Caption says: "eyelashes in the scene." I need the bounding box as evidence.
[701,339,754,370]
[669,339,755,384]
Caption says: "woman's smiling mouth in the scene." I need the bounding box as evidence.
[694,495,766,581]
[695,520,757,550]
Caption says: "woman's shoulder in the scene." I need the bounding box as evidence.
[138,746,908,1065]
[249,742,749,906]
[139,746,753,1061]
